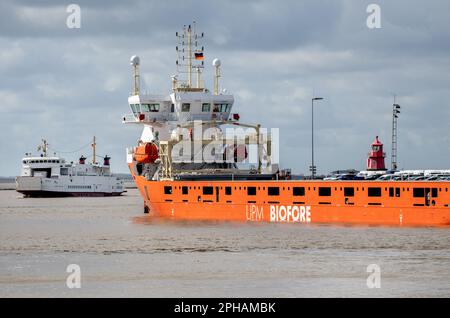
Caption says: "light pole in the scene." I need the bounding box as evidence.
[391,98,401,170]
[311,97,324,179]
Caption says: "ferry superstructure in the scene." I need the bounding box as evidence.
[16,138,124,197]
[123,24,450,226]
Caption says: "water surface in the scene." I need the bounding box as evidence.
[1,189,449,297]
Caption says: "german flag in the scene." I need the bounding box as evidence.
[194,52,204,60]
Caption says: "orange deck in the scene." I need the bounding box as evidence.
[130,166,450,226]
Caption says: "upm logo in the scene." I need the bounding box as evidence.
[270,205,311,223]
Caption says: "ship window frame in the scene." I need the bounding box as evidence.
[293,187,305,196]
[130,104,139,114]
[181,103,191,112]
[413,188,425,198]
[225,186,232,195]
[213,103,230,113]
[318,187,332,197]
[182,186,188,195]
[140,103,160,112]
[203,186,214,195]
[202,103,211,112]
[164,186,172,195]
[344,187,354,197]
[432,188,438,198]
[389,187,394,197]
[268,187,280,196]
[247,187,256,196]
[368,187,382,197]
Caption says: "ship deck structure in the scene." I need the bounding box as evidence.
[123,23,450,226]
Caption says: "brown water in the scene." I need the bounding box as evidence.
[1,188,449,297]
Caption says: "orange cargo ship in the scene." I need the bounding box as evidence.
[123,24,450,227]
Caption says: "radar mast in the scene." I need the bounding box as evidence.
[175,22,205,91]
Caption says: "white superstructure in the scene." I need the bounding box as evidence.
[16,139,124,197]
[123,23,276,182]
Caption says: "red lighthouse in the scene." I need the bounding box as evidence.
[367,136,386,171]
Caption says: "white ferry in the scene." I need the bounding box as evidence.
[16,138,124,197]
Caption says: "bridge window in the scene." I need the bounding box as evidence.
[213,103,230,113]
[164,186,172,194]
[182,186,188,195]
[268,187,279,196]
[203,186,213,195]
[344,187,354,197]
[141,103,160,112]
[319,187,332,196]
[182,103,190,112]
[202,103,210,112]
[247,187,256,196]
[130,104,139,115]
[293,187,305,196]
[225,186,232,195]
[368,187,382,197]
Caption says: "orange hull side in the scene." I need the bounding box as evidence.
[130,165,450,227]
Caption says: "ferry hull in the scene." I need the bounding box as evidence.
[17,190,122,198]
[130,168,450,227]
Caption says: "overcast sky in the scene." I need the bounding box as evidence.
[1,0,450,176]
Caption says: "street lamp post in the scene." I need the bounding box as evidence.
[311,97,324,179]
[391,98,401,170]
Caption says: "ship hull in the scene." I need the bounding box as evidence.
[130,167,450,227]
[17,190,123,197]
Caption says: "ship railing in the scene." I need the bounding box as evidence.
[122,114,138,123]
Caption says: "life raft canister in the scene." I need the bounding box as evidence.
[134,142,159,164]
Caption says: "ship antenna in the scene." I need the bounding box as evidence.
[92,136,97,164]
[188,24,192,87]
[130,55,140,95]
[175,22,204,90]
[212,58,221,95]
[38,139,49,157]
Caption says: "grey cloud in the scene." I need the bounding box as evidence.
[0,0,449,176]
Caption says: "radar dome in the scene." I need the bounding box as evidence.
[130,55,140,66]
[212,58,221,67]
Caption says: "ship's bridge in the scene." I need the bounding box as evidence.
[20,156,66,177]
[124,24,237,127]
[124,90,234,124]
